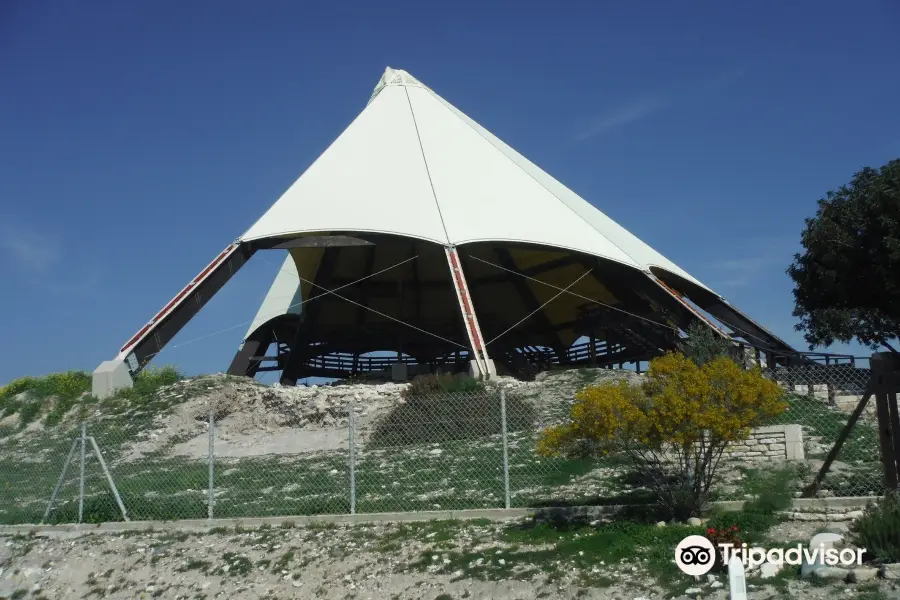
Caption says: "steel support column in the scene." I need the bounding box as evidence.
[445,246,491,376]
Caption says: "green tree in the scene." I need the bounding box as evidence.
[678,321,734,366]
[787,158,900,354]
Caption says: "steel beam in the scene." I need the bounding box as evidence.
[116,242,255,376]
[446,246,491,376]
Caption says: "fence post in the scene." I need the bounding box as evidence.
[78,422,86,524]
[872,353,900,491]
[805,364,815,400]
[348,399,357,515]
[728,555,748,600]
[208,404,215,519]
[500,389,510,509]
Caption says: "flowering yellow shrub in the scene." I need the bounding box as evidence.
[537,352,787,518]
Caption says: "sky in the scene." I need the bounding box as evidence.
[1,0,898,384]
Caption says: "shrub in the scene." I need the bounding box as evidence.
[370,385,535,447]
[537,352,787,520]
[33,371,91,401]
[401,373,484,398]
[705,525,743,571]
[849,492,900,564]
[0,376,40,416]
[0,371,91,426]
[111,365,182,402]
[678,322,734,367]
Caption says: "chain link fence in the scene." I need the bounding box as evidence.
[760,362,881,498]
[0,361,886,526]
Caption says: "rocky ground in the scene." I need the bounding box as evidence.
[2,515,898,600]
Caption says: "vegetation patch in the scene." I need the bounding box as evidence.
[401,374,485,399]
[537,352,787,520]
[0,371,92,427]
[370,381,535,447]
[849,492,900,564]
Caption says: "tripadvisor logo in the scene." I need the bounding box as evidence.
[675,535,865,576]
[675,536,717,576]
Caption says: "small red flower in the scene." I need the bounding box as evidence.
[707,528,716,534]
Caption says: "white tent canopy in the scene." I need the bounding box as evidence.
[240,67,712,293]
[93,66,798,398]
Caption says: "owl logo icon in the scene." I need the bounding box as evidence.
[675,535,717,576]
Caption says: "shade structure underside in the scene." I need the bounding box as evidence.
[231,233,714,381]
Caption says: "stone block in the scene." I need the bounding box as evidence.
[809,566,850,581]
[92,359,133,399]
[847,567,878,583]
[882,563,900,580]
[783,425,805,461]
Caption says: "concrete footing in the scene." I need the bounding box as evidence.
[92,359,133,399]
[468,359,497,379]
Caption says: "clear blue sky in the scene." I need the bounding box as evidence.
[2,0,898,384]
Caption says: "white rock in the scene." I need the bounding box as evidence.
[811,566,850,581]
[687,517,702,526]
[848,567,878,583]
[812,532,844,547]
[760,562,782,578]
[684,587,702,594]
[882,563,900,580]
[823,522,849,534]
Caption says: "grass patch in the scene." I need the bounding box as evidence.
[178,558,212,574]
[407,518,703,594]
[214,552,253,577]
[706,466,797,544]
[770,393,878,459]
[109,366,182,404]
[855,583,891,600]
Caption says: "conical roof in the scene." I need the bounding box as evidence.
[240,66,712,293]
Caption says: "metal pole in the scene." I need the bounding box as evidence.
[88,436,129,521]
[78,422,86,524]
[42,438,79,524]
[208,404,215,519]
[500,389,510,509]
[348,400,356,514]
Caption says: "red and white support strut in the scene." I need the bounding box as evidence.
[93,241,254,398]
[445,246,493,377]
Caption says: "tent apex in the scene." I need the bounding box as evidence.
[369,66,425,103]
